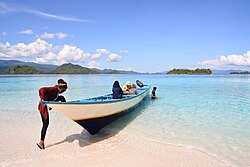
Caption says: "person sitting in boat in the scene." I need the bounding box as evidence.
[151,87,157,99]
[129,84,138,95]
[112,80,123,99]
[36,79,68,150]
[122,81,132,94]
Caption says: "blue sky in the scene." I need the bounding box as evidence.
[0,0,250,72]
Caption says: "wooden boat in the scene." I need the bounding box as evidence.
[46,85,150,135]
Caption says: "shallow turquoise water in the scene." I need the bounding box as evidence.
[0,74,249,166]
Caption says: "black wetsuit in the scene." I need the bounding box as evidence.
[38,86,66,141]
[152,90,155,96]
[40,95,66,141]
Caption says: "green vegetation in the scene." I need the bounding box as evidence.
[0,60,136,74]
[0,60,57,72]
[166,68,212,75]
[5,65,43,74]
[0,61,130,74]
[230,71,250,74]
[50,63,99,74]
[3,63,100,74]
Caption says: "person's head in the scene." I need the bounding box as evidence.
[126,81,132,89]
[153,87,157,91]
[113,80,120,87]
[57,79,67,93]
[127,83,132,89]
[132,84,136,88]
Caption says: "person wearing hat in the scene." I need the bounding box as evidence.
[36,79,68,150]
[122,81,132,94]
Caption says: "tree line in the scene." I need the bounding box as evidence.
[166,68,212,75]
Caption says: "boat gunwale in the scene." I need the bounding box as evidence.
[45,86,150,105]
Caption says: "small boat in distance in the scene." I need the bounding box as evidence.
[46,82,150,135]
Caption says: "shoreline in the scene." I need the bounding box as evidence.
[128,133,231,167]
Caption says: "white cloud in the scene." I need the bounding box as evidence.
[5,42,10,47]
[87,61,100,68]
[0,39,90,64]
[0,39,52,58]
[106,53,122,62]
[200,51,250,69]
[89,48,111,60]
[56,32,68,39]
[0,39,124,65]
[96,48,111,55]
[36,32,68,39]
[90,53,102,60]
[27,10,91,22]
[37,32,54,39]
[59,45,90,62]
[0,2,92,22]
[19,29,34,35]
[35,44,91,65]
[35,52,57,64]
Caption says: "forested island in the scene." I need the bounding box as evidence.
[50,63,99,74]
[166,68,212,75]
[0,63,124,74]
[0,60,214,75]
[230,71,250,74]
[5,65,44,74]
[0,64,98,74]
[0,60,142,74]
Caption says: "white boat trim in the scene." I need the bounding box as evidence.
[46,86,150,120]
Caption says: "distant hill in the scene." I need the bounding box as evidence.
[92,68,121,74]
[230,71,250,74]
[92,68,139,74]
[0,59,57,72]
[0,59,140,74]
[212,70,248,75]
[5,65,43,74]
[50,63,99,74]
[166,68,212,75]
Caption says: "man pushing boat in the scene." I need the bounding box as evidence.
[36,79,68,150]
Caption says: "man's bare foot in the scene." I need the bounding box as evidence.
[36,141,45,149]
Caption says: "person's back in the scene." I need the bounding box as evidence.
[151,87,157,99]
[129,84,138,95]
[39,86,59,101]
[112,81,123,99]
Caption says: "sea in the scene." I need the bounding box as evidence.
[0,74,249,166]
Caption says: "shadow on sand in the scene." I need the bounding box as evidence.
[47,97,151,148]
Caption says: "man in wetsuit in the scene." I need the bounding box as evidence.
[151,87,157,99]
[36,79,67,149]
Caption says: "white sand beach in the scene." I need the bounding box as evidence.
[0,112,228,167]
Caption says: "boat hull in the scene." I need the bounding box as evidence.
[74,103,140,134]
[47,86,150,134]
